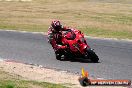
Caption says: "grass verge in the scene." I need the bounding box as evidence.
[80,27,132,39]
[0,70,67,88]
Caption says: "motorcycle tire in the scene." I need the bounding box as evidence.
[86,49,99,63]
[55,51,62,60]
[55,53,61,60]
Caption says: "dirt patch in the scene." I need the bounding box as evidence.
[0,61,129,88]
[0,61,82,88]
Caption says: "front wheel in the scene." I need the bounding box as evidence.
[85,49,99,63]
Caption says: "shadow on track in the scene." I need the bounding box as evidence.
[59,58,100,63]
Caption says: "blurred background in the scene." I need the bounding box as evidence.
[0,0,132,39]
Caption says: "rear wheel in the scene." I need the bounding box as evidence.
[55,49,67,60]
[56,53,62,60]
[86,49,99,63]
[55,50,62,60]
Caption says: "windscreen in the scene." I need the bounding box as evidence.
[63,30,76,40]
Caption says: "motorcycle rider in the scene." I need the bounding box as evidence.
[48,20,70,53]
[48,20,88,60]
[47,20,99,62]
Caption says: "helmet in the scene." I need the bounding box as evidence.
[51,20,62,31]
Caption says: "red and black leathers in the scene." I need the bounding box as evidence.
[48,25,70,51]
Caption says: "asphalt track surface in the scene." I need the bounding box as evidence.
[0,30,132,80]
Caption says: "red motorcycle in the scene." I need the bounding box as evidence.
[55,29,99,63]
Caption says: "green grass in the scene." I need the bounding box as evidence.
[80,27,132,39]
[0,80,68,88]
[89,13,132,25]
[0,23,47,32]
[0,70,68,88]
[0,0,132,39]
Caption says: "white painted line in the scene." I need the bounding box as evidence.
[0,29,44,34]
[85,36,132,42]
[0,59,3,62]
[0,57,4,62]
[0,29,132,42]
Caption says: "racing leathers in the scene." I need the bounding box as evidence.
[47,25,70,52]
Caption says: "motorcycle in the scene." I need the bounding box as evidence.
[54,29,99,63]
